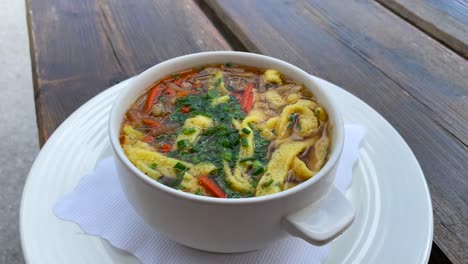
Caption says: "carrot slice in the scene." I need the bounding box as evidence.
[160,143,172,153]
[241,83,254,112]
[181,106,191,113]
[244,93,255,112]
[144,85,162,113]
[177,91,191,97]
[142,118,161,127]
[141,135,153,143]
[199,176,226,198]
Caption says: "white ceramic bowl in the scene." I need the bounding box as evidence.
[109,51,353,253]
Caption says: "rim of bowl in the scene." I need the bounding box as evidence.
[109,51,344,205]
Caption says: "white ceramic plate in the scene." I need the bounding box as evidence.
[20,77,433,263]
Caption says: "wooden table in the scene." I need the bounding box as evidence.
[27,0,467,263]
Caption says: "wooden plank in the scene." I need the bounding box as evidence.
[204,0,468,263]
[27,0,232,145]
[377,0,468,58]
[211,0,468,148]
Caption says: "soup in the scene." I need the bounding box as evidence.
[120,64,330,198]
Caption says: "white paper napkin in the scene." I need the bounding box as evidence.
[54,124,365,264]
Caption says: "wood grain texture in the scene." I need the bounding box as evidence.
[377,0,468,58]
[204,0,468,263]
[27,0,232,145]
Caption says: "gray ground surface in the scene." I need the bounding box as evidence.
[0,0,38,263]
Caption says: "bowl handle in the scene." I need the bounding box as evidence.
[281,186,355,245]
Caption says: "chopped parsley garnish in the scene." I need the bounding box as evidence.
[239,157,257,163]
[222,150,233,161]
[174,162,187,171]
[252,167,265,176]
[168,89,246,168]
[263,179,274,187]
[251,126,270,164]
[242,128,251,134]
[177,139,189,149]
[207,89,218,99]
[182,127,196,135]
[252,160,265,176]
[240,138,249,147]
[289,113,298,122]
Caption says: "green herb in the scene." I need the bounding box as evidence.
[182,127,196,135]
[220,138,231,147]
[252,166,265,176]
[191,145,201,153]
[174,162,187,171]
[191,156,200,163]
[166,77,246,169]
[150,163,158,170]
[222,150,233,161]
[251,127,271,164]
[172,74,180,79]
[252,160,262,168]
[253,181,259,188]
[252,160,266,176]
[218,126,228,136]
[225,62,233,67]
[169,112,186,122]
[289,113,297,122]
[263,179,274,187]
[177,139,189,149]
[239,157,257,163]
[195,189,204,196]
[171,169,187,189]
[207,89,218,98]
[240,138,249,147]
[242,128,251,134]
